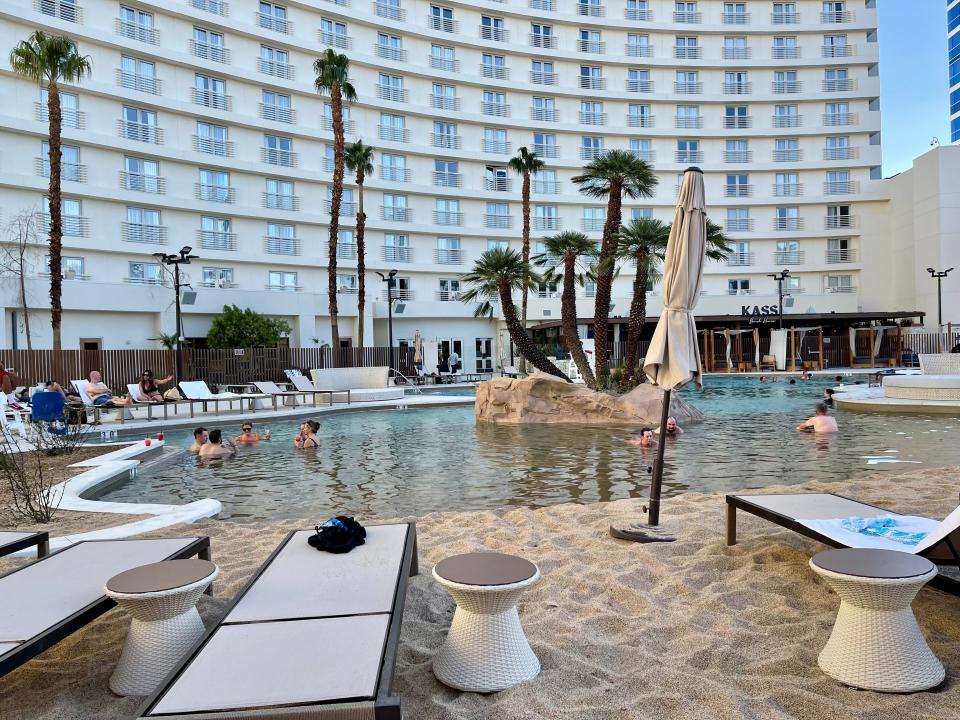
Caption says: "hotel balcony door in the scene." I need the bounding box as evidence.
[476,338,493,372]
[438,338,462,371]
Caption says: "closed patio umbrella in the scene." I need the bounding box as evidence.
[642,167,707,528]
[413,329,423,367]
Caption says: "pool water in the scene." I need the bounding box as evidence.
[98,376,960,521]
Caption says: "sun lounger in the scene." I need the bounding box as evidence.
[137,523,417,719]
[0,536,210,678]
[0,531,48,559]
[286,374,338,405]
[501,365,521,378]
[179,381,269,417]
[71,379,134,424]
[253,380,324,409]
[726,493,960,595]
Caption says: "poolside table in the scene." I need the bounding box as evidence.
[810,548,944,692]
[433,552,540,692]
[105,559,218,697]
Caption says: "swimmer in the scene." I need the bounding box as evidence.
[789,378,796,384]
[759,375,767,383]
[235,422,270,443]
[198,428,237,458]
[823,388,835,406]
[188,427,208,453]
[294,419,320,449]
[627,427,656,448]
[655,416,684,436]
[797,402,838,434]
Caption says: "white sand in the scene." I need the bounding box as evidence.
[2,466,960,719]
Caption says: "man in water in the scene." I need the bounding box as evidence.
[655,416,684,436]
[199,428,236,458]
[797,402,838,433]
[189,427,208,453]
[628,427,656,447]
[759,375,766,383]
[235,422,270,443]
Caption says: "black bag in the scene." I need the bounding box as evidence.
[66,405,87,426]
[307,516,366,554]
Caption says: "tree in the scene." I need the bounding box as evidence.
[460,248,569,381]
[534,231,598,389]
[507,147,545,362]
[344,140,375,350]
[571,150,657,385]
[313,49,356,353]
[9,32,91,352]
[617,217,731,387]
[0,209,42,350]
[207,305,292,349]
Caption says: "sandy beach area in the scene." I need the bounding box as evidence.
[2,465,959,720]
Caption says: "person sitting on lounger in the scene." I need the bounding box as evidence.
[797,402,838,433]
[85,371,131,407]
[627,427,656,447]
[294,420,320,449]
[199,428,236,459]
[137,369,173,403]
[655,416,684,436]
[189,427,208,453]
[235,422,270,444]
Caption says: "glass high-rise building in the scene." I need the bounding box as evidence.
[950,0,960,142]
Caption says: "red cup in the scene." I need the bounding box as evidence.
[144,439,152,446]
[157,432,164,441]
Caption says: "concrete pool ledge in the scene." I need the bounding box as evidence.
[833,385,960,415]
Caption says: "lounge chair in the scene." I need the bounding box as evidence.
[253,380,320,409]
[758,355,776,371]
[126,384,183,421]
[284,374,338,405]
[178,381,269,417]
[71,379,134,423]
[137,524,417,719]
[726,493,960,595]
[0,531,48,559]
[0,394,28,441]
[501,365,521,378]
[0,536,210,678]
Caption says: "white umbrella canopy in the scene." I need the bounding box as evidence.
[643,167,707,391]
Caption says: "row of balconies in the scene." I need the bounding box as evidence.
[726,249,858,267]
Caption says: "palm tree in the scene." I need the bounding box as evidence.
[460,248,569,381]
[617,218,732,387]
[344,140,374,350]
[9,32,90,352]
[313,49,356,352]
[571,150,657,385]
[534,231,598,388]
[507,147,545,341]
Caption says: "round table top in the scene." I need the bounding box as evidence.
[107,559,217,594]
[435,552,537,587]
[811,548,934,579]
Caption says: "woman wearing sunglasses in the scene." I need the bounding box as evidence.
[137,369,173,403]
[235,421,270,444]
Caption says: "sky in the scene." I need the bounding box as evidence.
[878,0,952,176]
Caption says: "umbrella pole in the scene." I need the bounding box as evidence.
[647,388,671,526]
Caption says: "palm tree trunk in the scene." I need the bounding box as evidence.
[593,179,623,384]
[518,171,531,373]
[498,280,569,381]
[356,169,366,352]
[622,246,649,388]
[46,81,63,352]
[562,255,595,388]
[327,84,344,356]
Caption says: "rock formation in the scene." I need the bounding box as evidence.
[475,373,705,425]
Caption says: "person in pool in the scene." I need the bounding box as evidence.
[822,388,835,406]
[797,402,838,433]
[294,419,320,449]
[655,417,684,436]
[235,422,270,443]
[198,428,236,458]
[189,427,208,453]
[759,375,767,383]
[627,427,656,447]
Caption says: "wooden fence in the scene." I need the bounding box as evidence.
[1,347,415,391]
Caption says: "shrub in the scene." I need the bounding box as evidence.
[207,305,292,349]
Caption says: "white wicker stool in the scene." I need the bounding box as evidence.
[432,552,540,693]
[105,559,218,697]
[810,548,944,693]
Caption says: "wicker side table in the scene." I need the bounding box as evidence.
[433,552,540,692]
[810,548,944,692]
[105,559,218,696]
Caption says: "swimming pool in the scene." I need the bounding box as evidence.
[97,376,960,521]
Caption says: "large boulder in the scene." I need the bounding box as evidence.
[475,373,705,425]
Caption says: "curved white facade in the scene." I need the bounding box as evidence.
[0,0,886,364]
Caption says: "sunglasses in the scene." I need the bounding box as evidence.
[242,427,253,432]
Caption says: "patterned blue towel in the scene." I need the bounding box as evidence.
[839,517,929,546]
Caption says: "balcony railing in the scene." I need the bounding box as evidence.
[773,183,802,197]
[376,45,406,62]
[529,34,557,49]
[825,215,855,229]
[35,102,85,128]
[432,171,461,188]
[774,250,805,265]
[382,166,411,182]
[531,70,557,85]
[434,211,463,225]
[576,39,605,54]
[674,81,702,94]
[723,115,752,129]
[822,44,853,58]
[772,80,802,93]
[825,181,858,195]
[722,11,749,24]
[675,115,702,129]
[190,41,229,64]
[576,2,603,17]
[581,218,605,232]
[824,146,856,161]
[118,120,162,144]
[532,143,559,158]
[192,0,227,15]
[261,147,297,167]
[771,46,800,59]
[263,192,300,211]
[674,151,703,163]
[723,47,751,60]
[335,285,358,295]
[726,252,754,267]
[625,44,652,58]
[821,10,853,23]
[322,200,357,217]
[481,101,510,116]
[382,245,412,262]
[38,270,90,281]
[822,78,857,92]
[483,139,511,154]
[258,58,293,80]
[192,135,233,156]
[126,276,166,286]
[264,237,300,255]
[479,25,508,42]
[431,56,459,72]
[724,184,752,198]
[773,217,802,231]
[197,230,237,251]
[381,206,410,222]
[624,7,651,20]
[480,64,509,80]
[580,147,604,160]
[630,149,655,162]
[36,213,89,236]
[673,11,701,23]
[580,111,607,126]
[333,243,357,260]
[531,107,558,122]
[427,15,458,33]
[771,11,799,24]
[434,248,464,264]
[825,284,856,294]
[823,112,856,126]
[116,70,160,94]
[121,222,167,244]
[534,180,559,194]
[578,77,606,90]
[116,19,157,44]
[627,113,653,127]
[431,95,461,112]
[772,114,801,128]
[825,248,857,263]
[374,1,404,21]
[35,157,88,182]
[727,288,755,295]
[436,290,463,301]
[723,150,752,163]
[484,214,512,229]
[530,0,554,9]
[377,85,407,103]
[674,47,702,59]
[431,133,462,150]
[773,149,802,162]
[195,184,235,203]
[378,125,410,143]
[321,116,356,134]
[260,103,295,123]
[534,216,561,231]
[35,0,82,22]
[193,88,232,111]
[723,82,751,95]
[484,177,511,192]
[120,171,165,193]
[257,11,290,33]
[724,218,753,232]
[266,283,302,292]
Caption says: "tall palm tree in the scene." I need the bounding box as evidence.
[313,49,356,352]
[507,148,545,342]
[571,150,657,385]
[534,231,598,388]
[617,218,731,388]
[460,248,569,381]
[9,32,90,352]
[344,140,374,350]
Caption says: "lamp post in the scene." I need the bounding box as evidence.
[377,269,398,376]
[926,267,954,329]
[767,269,791,329]
[153,246,199,382]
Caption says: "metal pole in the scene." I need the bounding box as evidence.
[174,262,183,382]
[647,388,671,526]
[938,275,943,329]
[778,276,784,330]
[387,278,395,377]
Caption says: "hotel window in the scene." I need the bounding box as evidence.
[261,90,292,123]
[481,54,507,80]
[773,70,799,94]
[39,141,80,180]
[627,103,651,127]
[480,15,506,42]
[674,36,699,58]
[725,174,749,197]
[123,156,160,193]
[57,199,83,236]
[631,207,653,221]
[336,274,358,294]
[429,5,455,32]
[194,74,227,109]
[675,70,699,93]
[432,121,458,150]
[125,206,161,244]
[724,138,749,162]
[723,36,748,59]
[266,223,297,254]
[263,134,294,166]
[438,278,461,299]
[483,127,509,154]
[129,261,163,284]
[202,267,234,287]
[384,233,410,262]
[376,33,403,62]
[531,23,554,48]
[118,6,155,43]
[269,271,298,291]
[377,73,405,102]
[579,65,603,89]
[431,44,456,72]
[824,67,850,91]
[626,33,650,57]
[723,2,746,22]
[581,136,603,159]
[675,1,698,22]
[436,238,462,265]
[198,169,231,202]
[577,0,601,17]
[534,169,558,194]
[199,216,233,250]
[195,121,228,156]
[325,187,355,215]
[773,103,799,128]
[264,178,295,210]
[676,104,700,128]
[535,205,559,230]
[487,239,509,251]
[626,0,649,20]
[776,240,801,265]
[676,139,700,162]
[774,137,799,161]
[775,206,800,230]
[258,1,288,32]
[431,83,458,111]
[582,206,606,231]
[724,70,750,94]
[435,198,461,225]
[825,170,851,194]
[531,60,554,85]
[727,279,750,295]
[629,138,652,161]
[825,135,851,160]
[482,90,507,115]
[192,28,226,64]
[826,275,853,293]
[823,34,848,57]
[319,18,348,48]
[773,36,798,58]
[533,132,557,158]
[581,101,604,125]
[259,46,291,79]
[726,207,750,232]
[578,29,602,53]
[775,172,800,196]
[532,96,556,122]
[382,195,408,222]
[772,3,797,23]
[323,145,336,176]
[40,89,80,127]
[46,255,85,280]
[827,238,852,263]
[39,0,79,22]
[434,159,459,186]
[825,102,850,125]
[724,105,748,129]
[485,165,509,191]
[380,113,407,143]
[119,56,157,93]
[826,205,851,227]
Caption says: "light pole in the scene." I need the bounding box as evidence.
[377,269,398,376]
[767,269,791,329]
[153,246,199,382]
[926,267,954,329]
